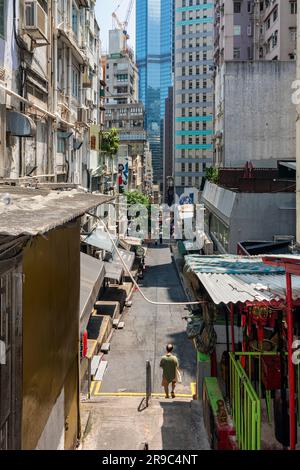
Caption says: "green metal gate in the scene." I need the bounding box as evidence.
[229,353,261,450]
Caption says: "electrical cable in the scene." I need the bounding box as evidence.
[87,213,205,306]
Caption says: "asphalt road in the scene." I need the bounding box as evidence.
[99,244,196,395]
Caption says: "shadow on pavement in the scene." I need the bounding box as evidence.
[159,400,196,450]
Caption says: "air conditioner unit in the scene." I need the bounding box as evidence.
[24,0,48,42]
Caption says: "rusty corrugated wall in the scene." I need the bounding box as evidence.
[22,220,80,449]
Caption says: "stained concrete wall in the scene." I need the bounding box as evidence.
[203,182,296,254]
[224,61,296,167]
[22,221,80,450]
[228,192,296,253]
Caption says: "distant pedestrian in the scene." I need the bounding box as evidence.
[160,344,179,398]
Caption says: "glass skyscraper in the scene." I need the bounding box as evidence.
[136,0,174,185]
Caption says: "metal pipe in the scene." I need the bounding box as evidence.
[286,271,296,450]
[0,82,75,128]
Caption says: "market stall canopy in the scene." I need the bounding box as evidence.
[80,253,105,333]
[82,228,118,253]
[184,255,300,305]
[104,249,135,283]
[104,261,123,283]
[115,249,135,271]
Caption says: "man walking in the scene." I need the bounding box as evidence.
[160,344,179,398]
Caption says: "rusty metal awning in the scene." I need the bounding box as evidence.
[0,187,114,236]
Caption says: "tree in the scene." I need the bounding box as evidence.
[205,167,220,184]
[100,128,120,156]
[124,191,151,209]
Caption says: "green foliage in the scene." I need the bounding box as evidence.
[124,191,151,209]
[100,128,120,155]
[205,167,220,184]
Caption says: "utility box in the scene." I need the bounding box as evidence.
[196,351,211,400]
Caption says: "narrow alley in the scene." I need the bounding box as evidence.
[81,245,209,450]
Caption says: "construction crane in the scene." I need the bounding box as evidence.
[112,0,134,50]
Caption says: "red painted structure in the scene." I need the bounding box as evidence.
[262,255,300,451]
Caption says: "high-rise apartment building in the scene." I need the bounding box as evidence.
[214,0,297,167]
[106,29,139,105]
[136,0,174,186]
[214,0,255,66]
[254,0,297,61]
[163,86,174,205]
[174,0,214,197]
[214,0,255,165]
[104,29,149,193]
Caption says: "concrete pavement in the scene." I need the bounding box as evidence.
[81,397,209,450]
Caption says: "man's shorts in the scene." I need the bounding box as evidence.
[162,376,176,387]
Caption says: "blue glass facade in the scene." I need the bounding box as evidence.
[136,0,174,185]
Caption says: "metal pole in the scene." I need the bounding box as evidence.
[146,360,152,407]
[286,272,296,450]
[230,303,235,352]
[88,358,91,400]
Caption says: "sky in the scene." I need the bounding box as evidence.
[95,0,136,54]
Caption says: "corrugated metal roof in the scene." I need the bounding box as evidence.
[184,254,300,305]
[184,255,285,274]
[0,187,114,236]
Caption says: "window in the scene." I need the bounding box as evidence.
[210,213,229,252]
[234,2,241,13]
[272,30,278,48]
[72,3,79,38]
[290,27,297,44]
[233,47,241,59]
[57,135,66,153]
[0,0,6,39]
[72,67,79,98]
[234,25,241,36]
[291,1,297,14]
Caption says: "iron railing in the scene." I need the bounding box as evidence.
[229,353,261,450]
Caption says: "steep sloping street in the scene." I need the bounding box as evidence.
[97,244,196,396]
[81,245,209,450]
